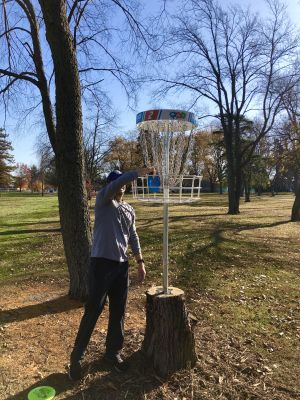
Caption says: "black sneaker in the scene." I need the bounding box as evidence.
[105,353,129,372]
[68,360,82,381]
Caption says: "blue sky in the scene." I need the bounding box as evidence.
[2,0,300,166]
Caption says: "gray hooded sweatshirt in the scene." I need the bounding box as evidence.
[91,171,141,261]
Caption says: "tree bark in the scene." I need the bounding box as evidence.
[142,286,197,377]
[244,180,251,202]
[291,186,300,221]
[219,181,223,194]
[39,0,92,300]
[224,128,240,214]
[227,165,240,213]
[245,190,250,202]
[271,186,275,197]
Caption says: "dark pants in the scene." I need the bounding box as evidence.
[71,257,129,363]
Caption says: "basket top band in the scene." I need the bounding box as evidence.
[136,109,197,131]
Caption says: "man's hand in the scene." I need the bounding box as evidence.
[137,166,156,177]
[137,263,146,282]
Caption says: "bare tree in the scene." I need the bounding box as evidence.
[190,129,226,193]
[154,0,299,214]
[84,107,115,188]
[0,0,159,299]
[279,85,300,220]
[37,144,56,196]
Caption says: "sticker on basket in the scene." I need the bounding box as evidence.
[148,175,160,193]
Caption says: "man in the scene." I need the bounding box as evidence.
[69,166,155,380]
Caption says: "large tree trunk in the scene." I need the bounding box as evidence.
[224,128,240,214]
[271,184,275,197]
[291,186,300,221]
[245,187,251,202]
[227,162,240,214]
[219,181,223,194]
[39,0,92,300]
[244,178,251,202]
[143,286,197,377]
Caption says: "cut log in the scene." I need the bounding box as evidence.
[142,286,197,377]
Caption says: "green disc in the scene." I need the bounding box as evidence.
[28,386,56,400]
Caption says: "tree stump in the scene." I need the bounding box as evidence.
[142,286,197,377]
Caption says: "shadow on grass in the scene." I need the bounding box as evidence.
[0,295,82,324]
[138,213,227,229]
[0,220,60,228]
[133,197,228,210]
[6,351,164,400]
[184,199,229,208]
[174,219,291,290]
[137,214,291,291]
[220,219,290,232]
[0,228,61,236]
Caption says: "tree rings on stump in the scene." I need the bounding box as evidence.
[142,286,197,377]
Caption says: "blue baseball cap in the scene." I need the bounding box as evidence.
[107,170,123,183]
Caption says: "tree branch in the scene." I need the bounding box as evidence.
[0,68,39,86]
[0,26,31,39]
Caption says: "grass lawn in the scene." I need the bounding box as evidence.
[0,192,64,282]
[0,192,299,399]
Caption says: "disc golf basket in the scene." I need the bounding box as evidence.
[135,109,199,376]
[132,174,202,203]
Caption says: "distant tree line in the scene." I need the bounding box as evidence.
[0,128,57,193]
[2,116,299,205]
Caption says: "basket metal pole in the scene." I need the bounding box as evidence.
[163,127,170,294]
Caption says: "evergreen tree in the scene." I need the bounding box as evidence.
[0,128,15,187]
[29,164,39,192]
